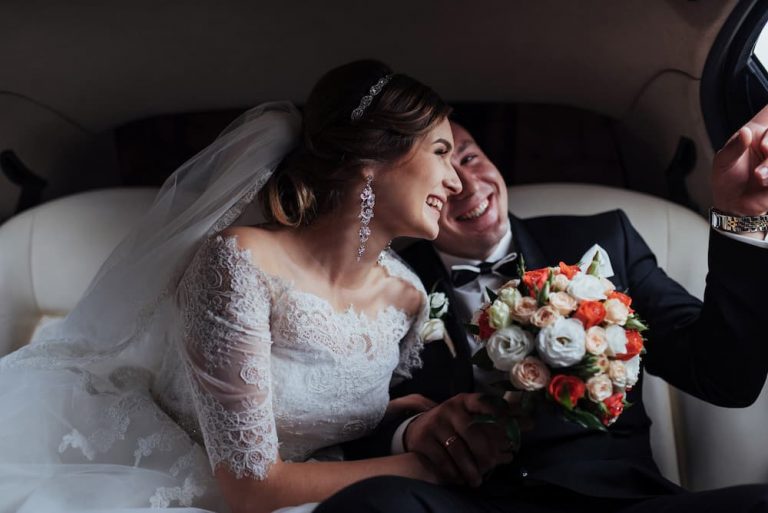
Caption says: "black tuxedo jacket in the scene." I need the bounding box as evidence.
[346,210,768,499]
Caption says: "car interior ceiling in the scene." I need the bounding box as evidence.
[0,0,742,223]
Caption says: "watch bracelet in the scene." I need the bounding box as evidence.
[710,208,768,233]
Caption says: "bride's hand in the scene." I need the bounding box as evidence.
[383,394,436,421]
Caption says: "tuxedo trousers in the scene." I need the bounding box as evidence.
[314,476,768,513]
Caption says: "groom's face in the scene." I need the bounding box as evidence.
[434,122,509,259]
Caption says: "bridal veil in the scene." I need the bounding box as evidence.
[0,102,301,512]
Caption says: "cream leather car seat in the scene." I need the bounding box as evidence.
[0,184,766,491]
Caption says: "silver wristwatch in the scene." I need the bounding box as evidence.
[709,208,768,233]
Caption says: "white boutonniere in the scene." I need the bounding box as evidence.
[419,292,456,358]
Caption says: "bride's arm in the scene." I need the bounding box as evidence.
[178,235,442,513]
[216,452,438,513]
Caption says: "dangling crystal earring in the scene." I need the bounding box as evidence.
[357,175,375,261]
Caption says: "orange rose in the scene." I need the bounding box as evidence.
[573,300,606,329]
[608,291,634,313]
[558,262,580,279]
[547,374,586,409]
[602,392,625,426]
[523,268,550,297]
[616,330,643,361]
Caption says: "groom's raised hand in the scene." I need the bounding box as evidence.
[712,104,768,239]
[403,393,522,487]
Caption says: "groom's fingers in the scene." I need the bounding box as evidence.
[434,430,483,487]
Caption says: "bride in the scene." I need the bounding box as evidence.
[0,60,463,513]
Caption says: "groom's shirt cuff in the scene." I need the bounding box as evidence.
[716,229,768,248]
[390,414,423,454]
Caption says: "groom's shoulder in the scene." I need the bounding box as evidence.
[515,209,627,230]
[515,209,634,246]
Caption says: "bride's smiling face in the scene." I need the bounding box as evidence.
[374,118,462,240]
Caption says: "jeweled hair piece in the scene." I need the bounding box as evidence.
[350,74,393,120]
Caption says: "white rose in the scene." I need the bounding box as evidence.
[419,318,446,342]
[498,287,522,308]
[603,298,629,326]
[486,325,535,371]
[586,374,614,402]
[530,305,561,328]
[624,355,641,387]
[608,360,627,388]
[510,296,539,325]
[535,317,587,368]
[585,326,608,355]
[548,291,578,316]
[600,277,616,294]
[567,273,608,302]
[552,273,571,292]
[429,292,448,317]
[488,300,511,329]
[604,325,628,357]
[510,356,551,391]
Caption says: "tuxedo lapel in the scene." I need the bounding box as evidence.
[508,214,548,271]
[397,241,475,400]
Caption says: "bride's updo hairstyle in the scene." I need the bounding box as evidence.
[261,59,451,227]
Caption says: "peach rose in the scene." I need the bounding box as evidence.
[585,326,608,355]
[548,291,578,316]
[552,273,571,292]
[510,296,539,325]
[510,356,551,391]
[594,354,610,373]
[530,305,561,328]
[608,360,627,388]
[586,374,614,402]
[603,298,629,326]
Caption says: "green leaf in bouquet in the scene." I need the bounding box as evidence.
[537,270,552,305]
[624,315,649,332]
[485,286,498,303]
[587,250,602,277]
[562,407,608,432]
[572,355,604,379]
[471,347,495,370]
[517,253,527,277]
[465,323,480,336]
[557,388,574,410]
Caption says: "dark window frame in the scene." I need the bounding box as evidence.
[701,0,768,149]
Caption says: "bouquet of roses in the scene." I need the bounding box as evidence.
[469,250,648,430]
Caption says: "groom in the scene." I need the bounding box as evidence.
[323,106,768,512]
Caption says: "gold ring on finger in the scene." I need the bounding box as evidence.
[443,434,459,448]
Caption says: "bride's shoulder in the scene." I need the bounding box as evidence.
[379,251,427,318]
[213,225,285,274]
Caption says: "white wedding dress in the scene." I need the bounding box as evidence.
[0,234,427,513]
[0,102,428,513]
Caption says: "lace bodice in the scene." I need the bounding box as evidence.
[163,234,427,480]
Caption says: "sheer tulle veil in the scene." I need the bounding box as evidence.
[0,101,301,512]
[1,101,301,373]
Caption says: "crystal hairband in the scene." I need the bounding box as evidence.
[350,74,393,121]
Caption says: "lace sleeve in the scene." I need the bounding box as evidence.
[177,234,277,480]
[377,250,430,380]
